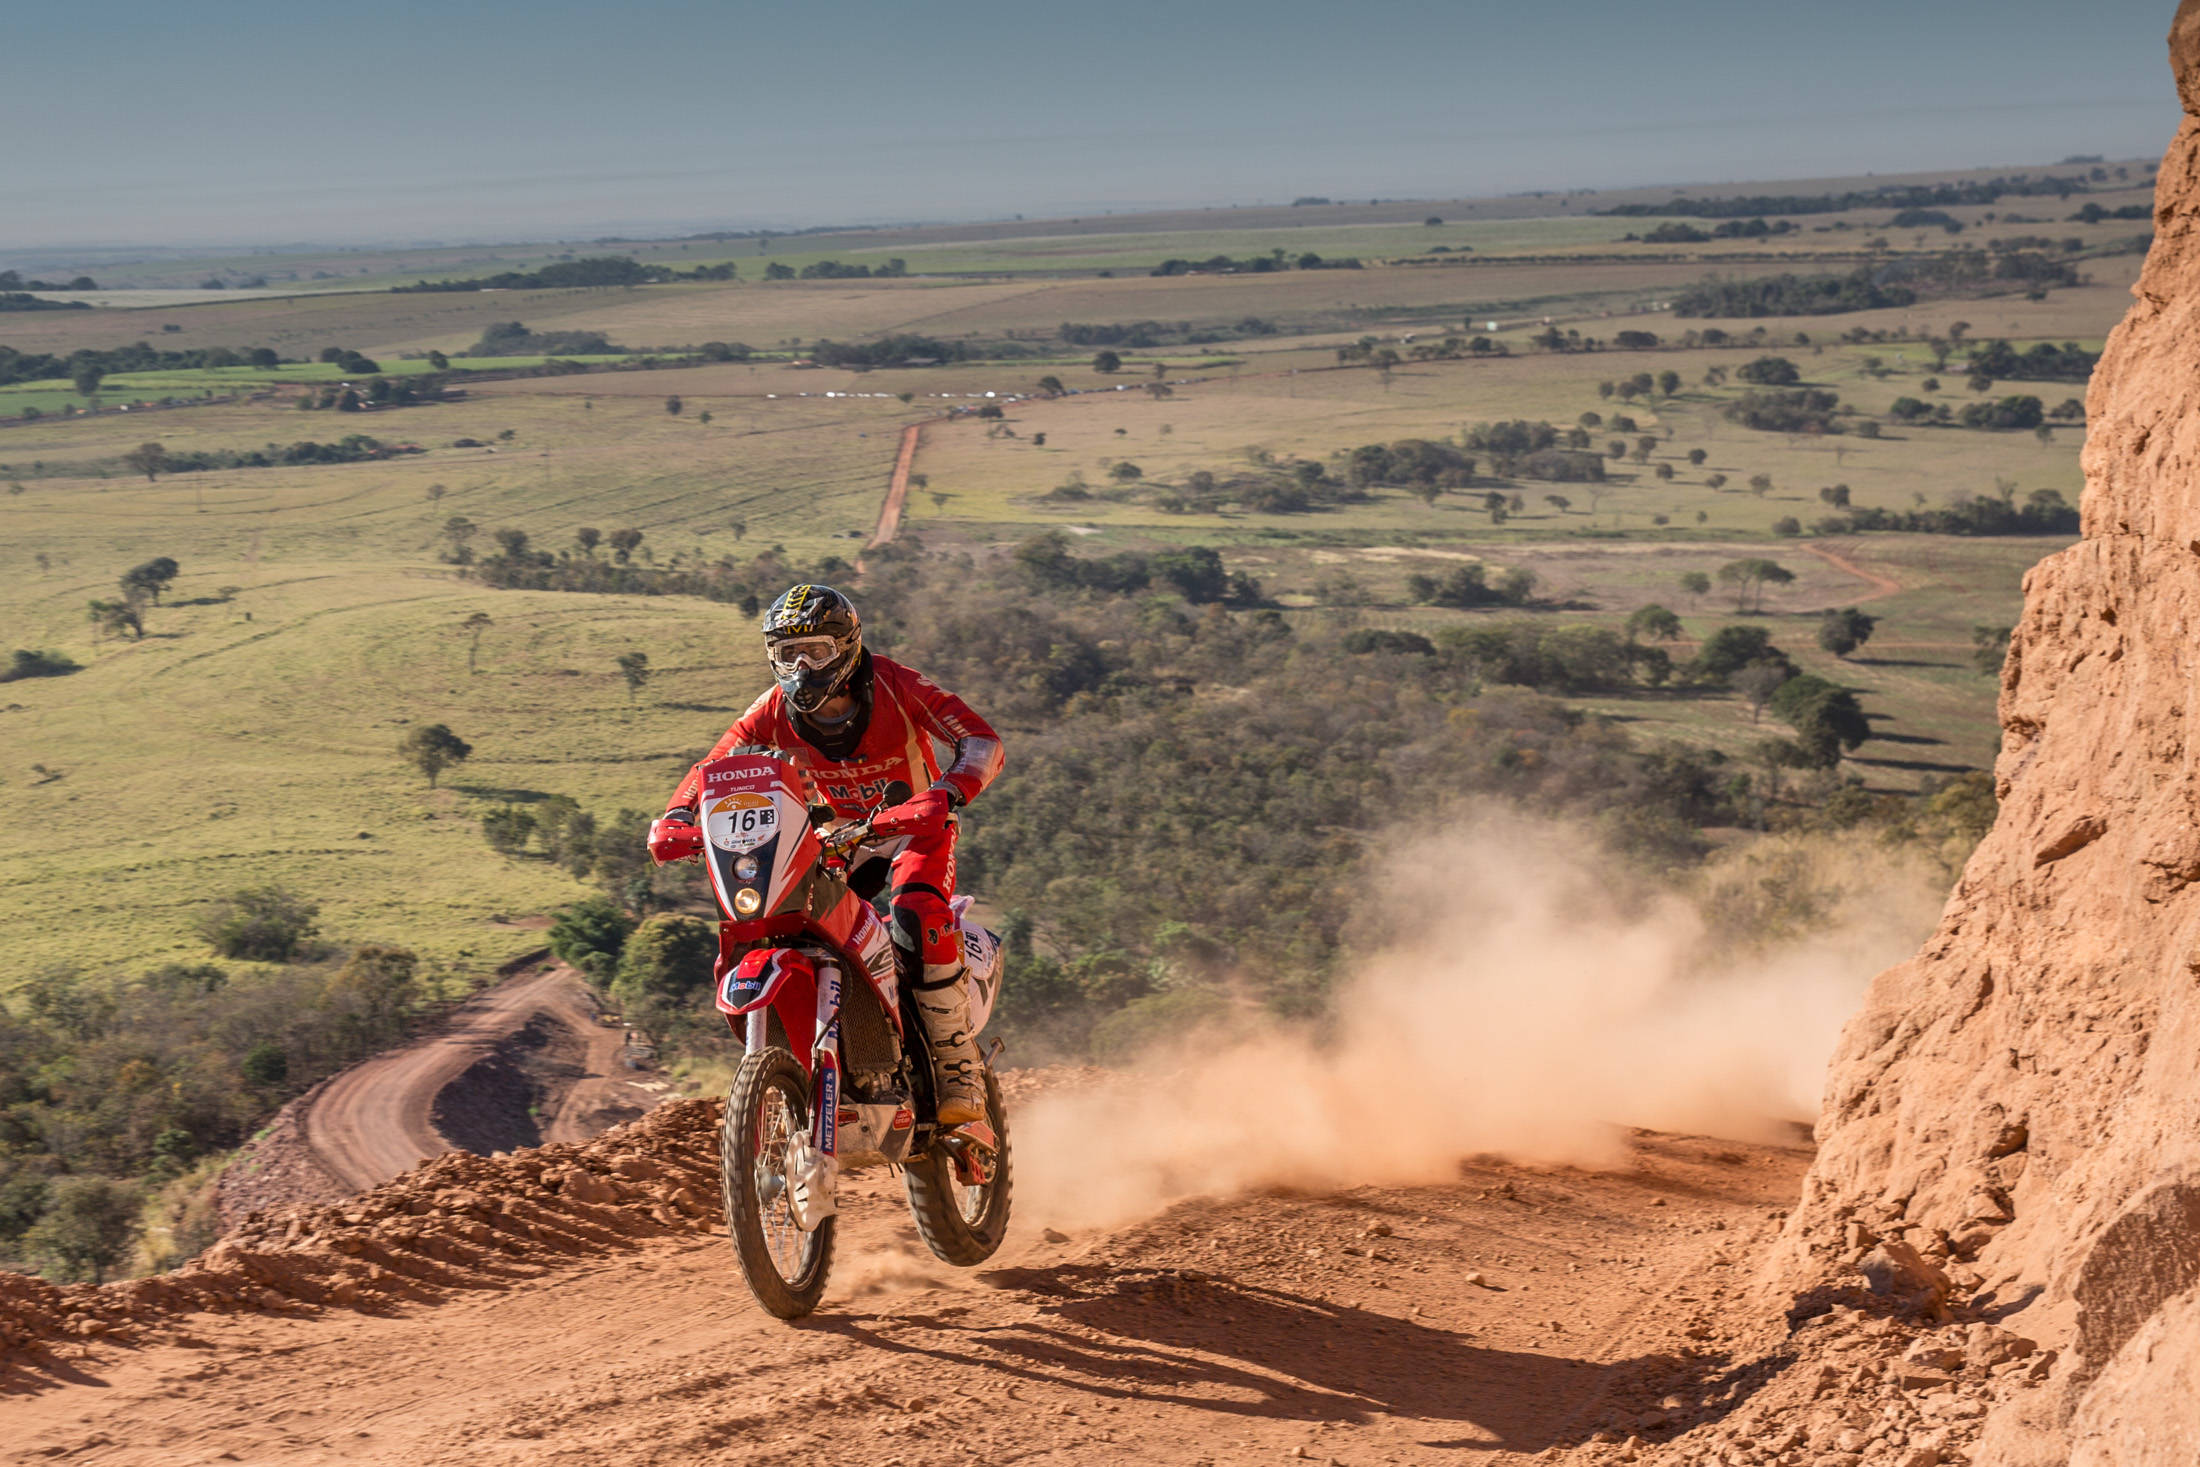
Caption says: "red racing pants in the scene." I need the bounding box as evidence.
[874,821,962,984]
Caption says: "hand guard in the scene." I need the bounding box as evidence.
[867,787,955,841]
[647,810,703,864]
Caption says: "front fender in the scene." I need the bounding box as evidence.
[718,947,819,1071]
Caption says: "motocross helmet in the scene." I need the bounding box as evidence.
[762,583,863,714]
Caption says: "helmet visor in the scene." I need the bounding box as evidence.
[768,634,844,673]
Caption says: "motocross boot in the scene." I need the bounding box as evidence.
[913,965,986,1126]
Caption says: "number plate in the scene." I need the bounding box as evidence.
[705,792,780,853]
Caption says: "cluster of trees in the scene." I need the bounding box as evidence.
[461,525,855,613]
[465,322,623,357]
[1674,270,1917,317]
[1149,252,1360,276]
[1600,173,2105,218]
[1964,339,2097,383]
[758,258,908,280]
[1013,532,1263,608]
[1625,218,1796,243]
[2070,202,2151,223]
[1726,388,1846,434]
[1811,488,2078,536]
[1887,394,2057,431]
[0,341,288,390]
[1461,420,1609,482]
[806,334,981,369]
[0,900,434,1281]
[1057,318,1280,349]
[396,255,738,292]
[115,435,421,480]
[1404,561,1538,609]
[0,270,98,291]
[0,293,90,313]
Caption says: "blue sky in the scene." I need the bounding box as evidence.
[0,0,2182,247]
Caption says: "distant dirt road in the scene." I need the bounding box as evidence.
[867,420,925,549]
[304,962,631,1191]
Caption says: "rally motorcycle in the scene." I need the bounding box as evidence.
[647,749,1011,1319]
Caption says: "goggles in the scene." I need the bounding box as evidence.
[769,634,843,671]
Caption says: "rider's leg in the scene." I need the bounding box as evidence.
[888,825,984,1126]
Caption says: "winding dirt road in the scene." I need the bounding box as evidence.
[304,961,636,1191]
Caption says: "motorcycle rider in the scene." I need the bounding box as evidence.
[661,584,1004,1125]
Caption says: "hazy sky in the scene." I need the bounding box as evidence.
[1,0,2183,249]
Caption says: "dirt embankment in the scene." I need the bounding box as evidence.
[8,1095,1827,1465]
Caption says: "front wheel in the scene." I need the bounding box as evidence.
[721,1047,835,1318]
[905,1065,1012,1266]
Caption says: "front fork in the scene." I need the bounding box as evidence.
[751,959,843,1230]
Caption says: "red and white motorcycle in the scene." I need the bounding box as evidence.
[647,749,1010,1318]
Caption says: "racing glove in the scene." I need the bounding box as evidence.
[868,787,956,840]
[647,808,703,864]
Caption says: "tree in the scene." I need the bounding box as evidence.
[1817,607,1878,658]
[462,611,492,673]
[1687,448,1708,466]
[1715,557,1793,612]
[1731,660,1792,722]
[1694,624,1788,682]
[1656,370,1681,397]
[1818,484,1852,508]
[1705,473,1729,491]
[550,895,634,981]
[1036,375,1066,397]
[482,805,537,855]
[1625,604,1683,643]
[1678,571,1712,604]
[25,1177,139,1283]
[616,650,651,703]
[1092,350,1122,374]
[122,442,169,482]
[73,364,104,399]
[1110,462,1144,482]
[198,883,321,961]
[575,527,601,554]
[610,913,718,1032]
[1747,473,1773,498]
[121,556,179,604]
[1736,356,1801,386]
[1770,673,1872,767]
[607,528,644,564]
[88,594,146,639]
[425,483,447,507]
[442,516,479,562]
[664,395,683,416]
[398,723,471,787]
[1543,494,1572,514]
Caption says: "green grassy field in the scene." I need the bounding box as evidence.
[0,173,2136,987]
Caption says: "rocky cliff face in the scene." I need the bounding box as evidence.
[1770,6,2200,1459]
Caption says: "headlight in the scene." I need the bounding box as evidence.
[732,887,763,917]
[734,855,759,881]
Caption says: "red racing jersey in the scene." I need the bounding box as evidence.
[667,653,1005,819]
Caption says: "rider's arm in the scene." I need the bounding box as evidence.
[891,662,1005,808]
[663,689,779,813]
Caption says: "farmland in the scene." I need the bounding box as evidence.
[0,161,2140,982]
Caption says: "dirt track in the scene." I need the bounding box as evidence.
[304,962,642,1191]
[4,1120,1806,1465]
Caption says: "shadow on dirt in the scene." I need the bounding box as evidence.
[813,1263,1783,1455]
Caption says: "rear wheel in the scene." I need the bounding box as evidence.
[905,1064,1011,1266]
[721,1047,834,1318]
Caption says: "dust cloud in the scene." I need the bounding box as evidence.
[1012,808,1946,1233]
